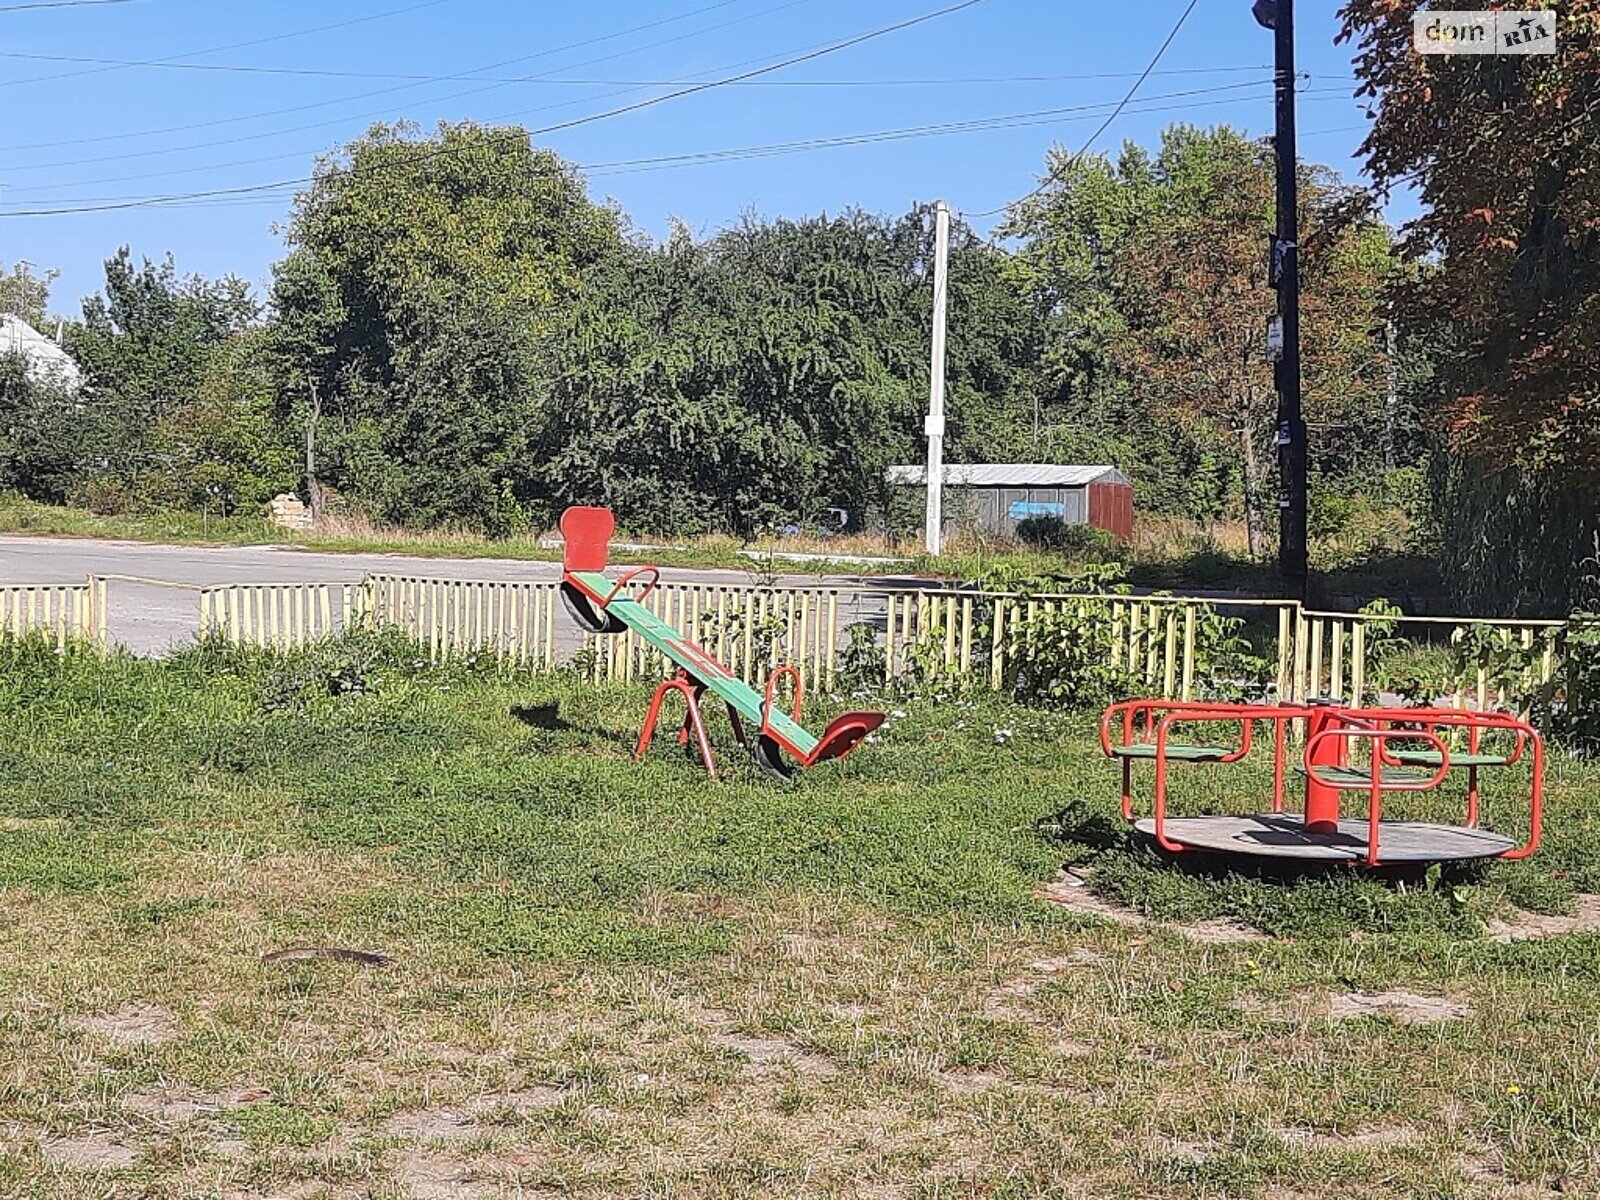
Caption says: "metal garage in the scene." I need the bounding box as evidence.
[884,463,1134,540]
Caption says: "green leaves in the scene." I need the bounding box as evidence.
[271,122,626,532]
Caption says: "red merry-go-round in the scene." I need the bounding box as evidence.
[1101,698,1542,868]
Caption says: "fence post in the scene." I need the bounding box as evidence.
[990,598,1007,691]
[1181,606,1196,701]
[1350,620,1366,706]
[1330,620,1345,701]
[884,594,898,684]
[1157,609,1174,697]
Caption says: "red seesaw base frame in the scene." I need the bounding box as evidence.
[634,666,809,781]
[1101,699,1543,868]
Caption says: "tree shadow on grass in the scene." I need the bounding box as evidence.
[509,703,573,732]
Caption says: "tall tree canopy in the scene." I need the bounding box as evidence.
[0,263,55,329]
[1341,0,1599,474]
[1340,1,1600,610]
[538,207,1044,535]
[1007,125,1397,554]
[67,249,276,512]
[5,118,1424,571]
[271,121,627,531]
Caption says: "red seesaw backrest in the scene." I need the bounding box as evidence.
[559,506,615,572]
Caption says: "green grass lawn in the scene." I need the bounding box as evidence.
[0,633,1597,1198]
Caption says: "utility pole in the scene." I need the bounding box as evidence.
[924,200,951,556]
[1255,0,1308,599]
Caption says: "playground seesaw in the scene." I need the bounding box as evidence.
[1102,698,1543,868]
[558,506,885,780]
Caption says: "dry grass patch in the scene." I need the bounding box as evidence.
[36,1130,140,1169]
[1487,894,1600,941]
[1326,989,1470,1024]
[1035,869,1267,943]
[71,1002,179,1047]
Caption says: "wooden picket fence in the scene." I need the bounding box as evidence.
[0,580,102,649]
[1293,608,1564,711]
[883,590,1298,701]
[587,581,843,687]
[199,581,372,648]
[364,574,562,669]
[179,571,1577,715]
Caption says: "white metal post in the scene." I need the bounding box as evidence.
[925,200,951,556]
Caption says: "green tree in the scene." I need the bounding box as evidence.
[536,207,1046,536]
[1007,125,1397,555]
[63,248,262,510]
[270,121,627,532]
[0,263,56,329]
[0,354,84,503]
[1339,1,1600,611]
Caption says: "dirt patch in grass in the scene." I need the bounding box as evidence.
[1035,871,1266,943]
[1182,917,1269,944]
[392,1149,497,1199]
[940,1069,1008,1094]
[384,1088,565,1142]
[123,1089,207,1121]
[123,1084,273,1122]
[221,1185,331,1200]
[1327,989,1470,1024]
[709,1031,839,1077]
[1487,895,1600,942]
[39,1130,139,1169]
[1028,950,1107,972]
[1275,1124,1419,1150]
[72,1002,179,1046]
[1049,1038,1093,1057]
[208,1136,252,1161]
[980,978,1038,1022]
[1238,988,1470,1024]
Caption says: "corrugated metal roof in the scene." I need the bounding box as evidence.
[885,463,1128,488]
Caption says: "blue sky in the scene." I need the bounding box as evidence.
[0,0,1390,317]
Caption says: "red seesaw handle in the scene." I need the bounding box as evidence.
[602,566,661,606]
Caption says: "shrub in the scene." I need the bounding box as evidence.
[1543,615,1600,756]
[1014,516,1116,559]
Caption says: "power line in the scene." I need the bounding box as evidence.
[8,85,1359,211]
[0,0,989,217]
[0,0,457,88]
[582,84,1308,177]
[51,82,1278,203]
[0,0,768,158]
[1,0,816,174]
[0,45,1279,87]
[0,65,1275,158]
[963,0,1201,220]
[0,0,131,10]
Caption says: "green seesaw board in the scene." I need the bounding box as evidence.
[568,570,817,760]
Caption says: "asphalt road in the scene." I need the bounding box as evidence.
[0,536,895,654]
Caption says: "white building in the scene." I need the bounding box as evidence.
[0,314,82,390]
